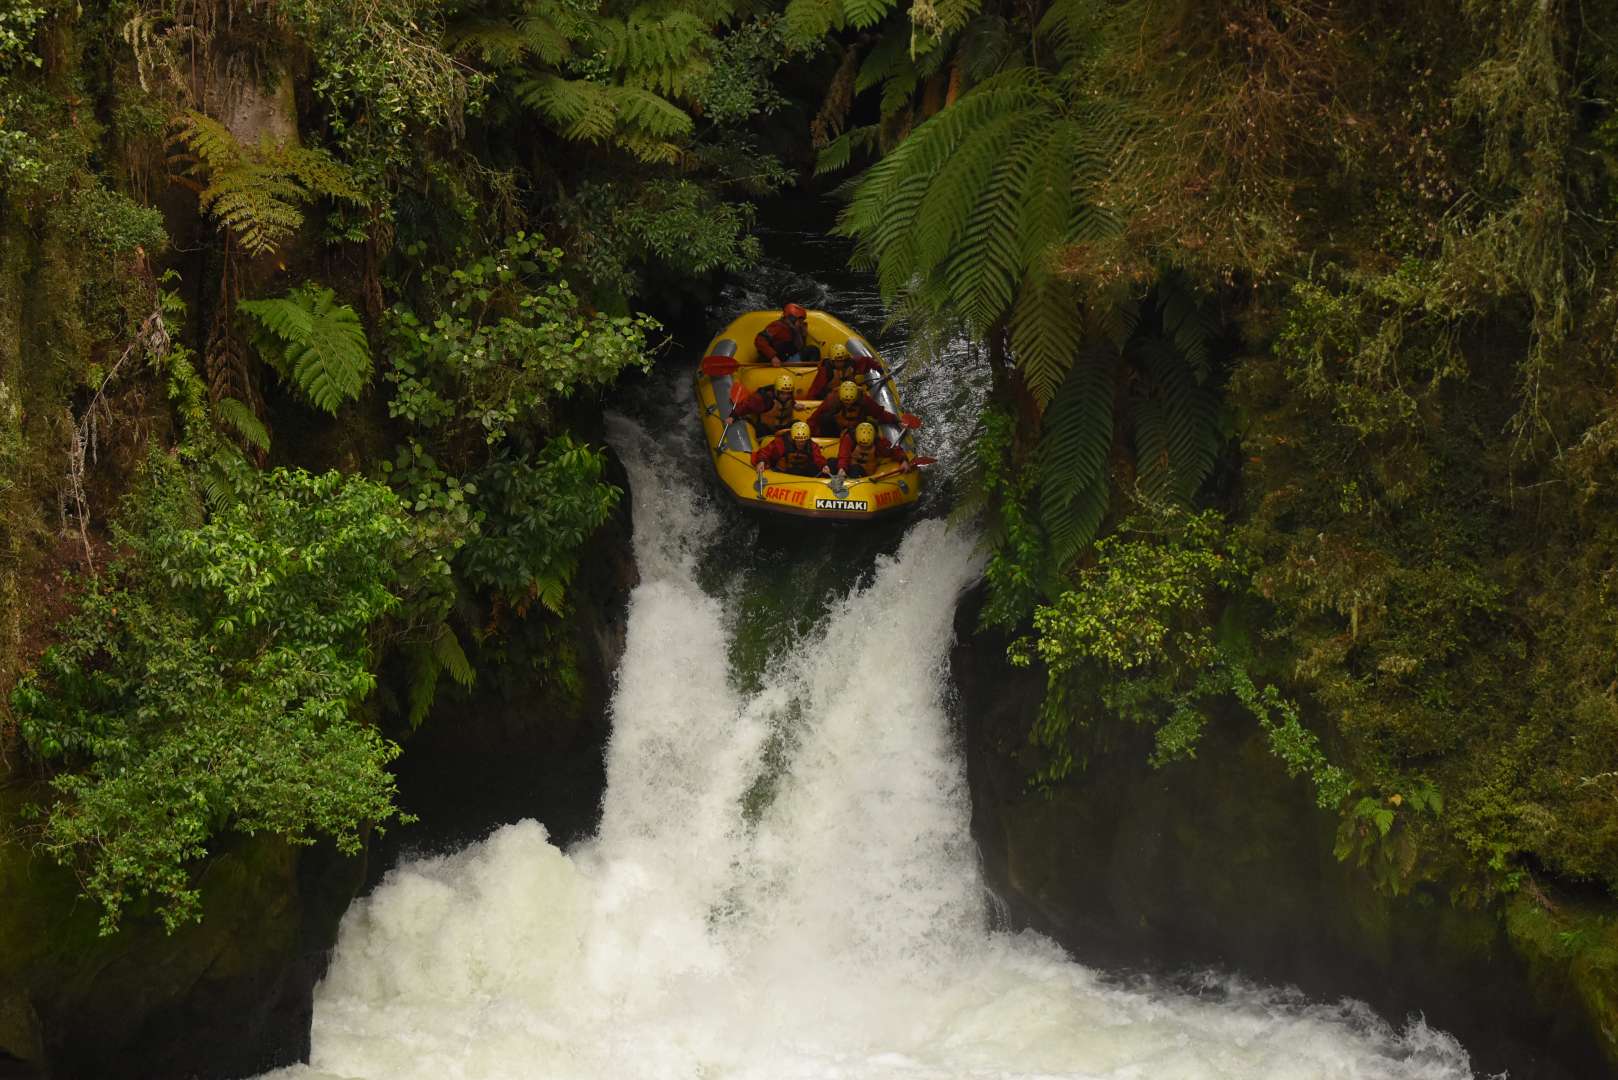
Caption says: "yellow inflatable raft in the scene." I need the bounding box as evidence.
[694,310,923,521]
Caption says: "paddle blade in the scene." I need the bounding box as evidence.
[910,456,937,467]
[729,381,749,406]
[702,354,740,377]
[900,412,922,429]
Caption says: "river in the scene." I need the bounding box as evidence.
[260,228,1483,1080]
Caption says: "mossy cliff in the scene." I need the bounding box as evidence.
[952,584,1618,1080]
[0,803,363,1078]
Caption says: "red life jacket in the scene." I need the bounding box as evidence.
[758,391,795,430]
[846,439,880,475]
[779,436,818,473]
[757,318,805,361]
[832,401,867,433]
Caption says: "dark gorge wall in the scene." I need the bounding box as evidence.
[951,584,1618,1080]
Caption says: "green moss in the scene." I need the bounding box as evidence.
[1505,895,1618,1069]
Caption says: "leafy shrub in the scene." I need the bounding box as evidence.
[12,455,413,931]
[1015,506,1351,809]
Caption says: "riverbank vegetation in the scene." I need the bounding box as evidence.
[822,0,1618,953]
[2,0,1615,1050]
[0,0,790,928]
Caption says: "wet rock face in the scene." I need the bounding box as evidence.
[368,447,638,869]
[0,828,365,1080]
[950,583,1613,1080]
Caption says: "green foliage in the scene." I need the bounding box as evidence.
[239,284,373,414]
[457,438,619,607]
[0,0,43,70]
[384,234,656,447]
[11,455,413,931]
[167,112,366,257]
[1015,506,1350,808]
[971,408,1042,627]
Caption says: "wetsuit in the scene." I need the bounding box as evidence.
[754,317,819,366]
[752,433,828,476]
[809,393,901,438]
[837,431,906,477]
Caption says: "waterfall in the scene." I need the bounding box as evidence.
[262,407,1478,1080]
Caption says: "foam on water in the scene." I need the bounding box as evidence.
[262,412,1479,1080]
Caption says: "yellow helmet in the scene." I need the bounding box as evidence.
[789,421,811,442]
[838,380,860,404]
[855,422,876,446]
[827,343,851,362]
[774,373,795,395]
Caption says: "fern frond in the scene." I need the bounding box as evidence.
[910,106,1032,276]
[1134,337,1221,503]
[432,623,475,687]
[784,0,842,45]
[214,396,270,452]
[1158,271,1217,381]
[1011,269,1083,405]
[856,29,908,92]
[1038,348,1116,563]
[405,643,441,729]
[610,85,695,139]
[614,131,684,164]
[519,74,621,142]
[168,111,363,257]
[842,0,895,30]
[238,286,372,415]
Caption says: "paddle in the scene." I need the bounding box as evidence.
[701,355,818,377]
[863,456,937,485]
[899,412,922,429]
[714,382,749,452]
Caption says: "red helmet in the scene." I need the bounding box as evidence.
[783,302,807,320]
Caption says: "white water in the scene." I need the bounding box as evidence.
[264,414,1479,1080]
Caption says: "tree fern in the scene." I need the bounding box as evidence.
[167,112,363,258]
[238,286,372,415]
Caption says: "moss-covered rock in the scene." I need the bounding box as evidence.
[952,582,1617,1079]
[0,781,365,1079]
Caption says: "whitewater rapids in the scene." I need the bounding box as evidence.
[262,415,1478,1080]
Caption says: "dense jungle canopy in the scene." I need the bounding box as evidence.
[1,0,1616,1004]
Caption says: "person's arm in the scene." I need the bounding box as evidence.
[880,439,909,469]
[864,397,900,426]
[811,441,830,474]
[730,390,763,419]
[836,434,854,472]
[751,438,780,469]
[807,361,833,400]
[754,330,779,365]
[808,399,836,436]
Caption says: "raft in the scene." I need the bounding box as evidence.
[694,310,923,521]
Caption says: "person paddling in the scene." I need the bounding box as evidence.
[837,422,909,479]
[753,421,830,478]
[807,342,883,399]
[729,372,800,435]
[810,380,907,437]
[755,303,819,367]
